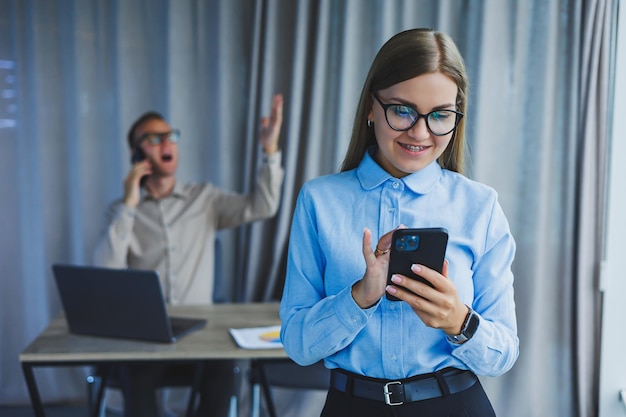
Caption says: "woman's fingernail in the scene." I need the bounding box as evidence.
[391,275,401,284]
[386,285,397,294]
[411,264,421,273]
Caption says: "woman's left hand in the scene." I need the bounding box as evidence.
[386,261,468,335]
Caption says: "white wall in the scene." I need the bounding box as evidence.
[598,2,626,416]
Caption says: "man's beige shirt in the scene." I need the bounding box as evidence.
[93,152,284,305]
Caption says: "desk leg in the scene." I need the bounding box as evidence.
[257,365,278,417]
[21,363,46,417]
[249,360,278,417]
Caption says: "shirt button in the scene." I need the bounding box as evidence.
[390,354,397,361]
[389,303,395,310]
[392,182,399,189]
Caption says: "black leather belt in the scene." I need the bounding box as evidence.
[330,367,477,406]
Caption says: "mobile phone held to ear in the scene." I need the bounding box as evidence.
[386,227,449,301]
[131,148,146,164]
[130,148,149,186]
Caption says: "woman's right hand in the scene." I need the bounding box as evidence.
[351,227,397,308]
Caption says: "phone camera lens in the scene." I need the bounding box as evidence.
[395,234,420,251]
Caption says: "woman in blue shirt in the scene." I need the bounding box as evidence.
[279,28,518,416]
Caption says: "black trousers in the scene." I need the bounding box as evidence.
[115,360,236,417]
[320,378,495,417]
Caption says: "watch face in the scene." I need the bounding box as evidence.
[447,308,480,344]
[450,333,468,343]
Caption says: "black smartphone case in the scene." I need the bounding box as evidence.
[130,148,148,187]
[131,148,146,164]
[385,227,449,301]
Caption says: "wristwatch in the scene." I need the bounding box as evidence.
[447,305,479,344]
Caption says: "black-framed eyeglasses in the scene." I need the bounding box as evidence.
[373,94,463,136]
[137,129,181,146]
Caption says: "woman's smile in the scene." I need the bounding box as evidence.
[398,142,430,153]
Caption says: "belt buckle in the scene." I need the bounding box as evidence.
[383,381,404,406]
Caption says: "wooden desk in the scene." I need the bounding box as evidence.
[20,303,288,417]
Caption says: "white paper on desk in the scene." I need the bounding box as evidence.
[229,325,283,349]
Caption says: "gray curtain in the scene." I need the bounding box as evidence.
[574,1,614,416]
[0,1,615,416]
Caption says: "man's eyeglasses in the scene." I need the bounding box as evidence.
[137,129,181,146]
[373,94,463,136]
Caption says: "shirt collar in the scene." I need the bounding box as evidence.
[170,181,188,198]
[356,147,443,195]
[140,180,188,201]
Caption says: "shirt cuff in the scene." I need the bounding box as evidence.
[332,285,376,331]
[119,203,137,218]
[262,150,282,165]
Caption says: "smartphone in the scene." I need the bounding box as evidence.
[130,148,149,187]
[131,148,146,164]
[386,227,449,301]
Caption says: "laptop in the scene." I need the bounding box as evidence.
[52,264,207,343]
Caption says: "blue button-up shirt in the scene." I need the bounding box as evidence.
[280,149,518,379]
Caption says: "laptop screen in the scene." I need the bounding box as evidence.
[52,264,206,343]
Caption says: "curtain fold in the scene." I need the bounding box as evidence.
[574,1,614,416]
[0,1,615,416]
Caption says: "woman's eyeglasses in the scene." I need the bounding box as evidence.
[137,129,181,145]
[373,95,463,136]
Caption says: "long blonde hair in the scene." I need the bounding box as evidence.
[340,28,468,174]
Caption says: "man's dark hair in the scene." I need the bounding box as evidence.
[127,111,165,149]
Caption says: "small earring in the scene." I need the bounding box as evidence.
[367,119,372,127]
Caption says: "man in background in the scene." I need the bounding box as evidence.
[93,94,285,417]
